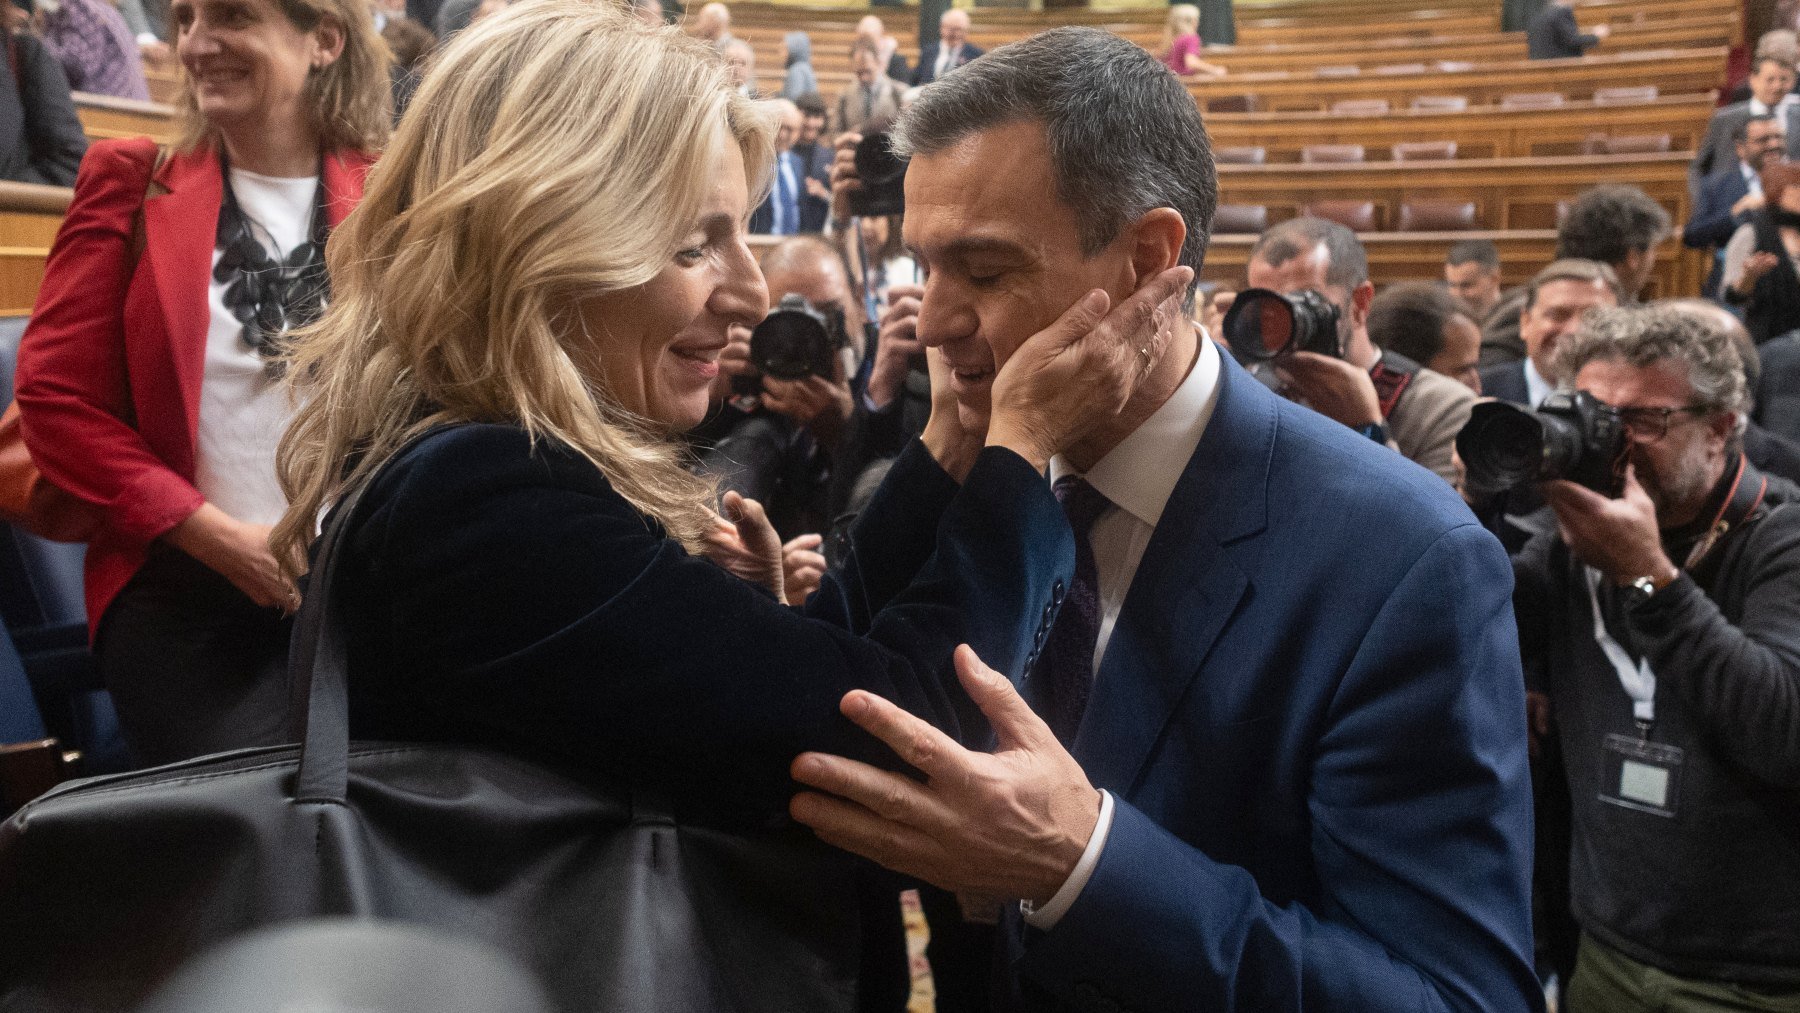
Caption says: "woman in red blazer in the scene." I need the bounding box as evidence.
[14,0,389,765]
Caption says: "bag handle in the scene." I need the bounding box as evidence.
[290,426,456,803]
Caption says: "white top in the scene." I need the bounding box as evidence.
[195,167,316,528]
[1023,333,1224,930]
[1741,160,1765,196]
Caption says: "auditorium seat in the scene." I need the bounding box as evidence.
[1212,204,1269,234]
[1214,145,1268,165]
[1500,91,1565,109]
[1396,199,1479,232]
[1331,99,1390,115]
[1316,65,1360,77]
[1206,94,1261,114]
[1304,200,1381,231]
[1374,63,1427,75]
[1301,144,1366,163]
[1409,95,1469,111]
[1581,132,1674,154]
[1592,85,1659,105]
[1391,140,1458,161]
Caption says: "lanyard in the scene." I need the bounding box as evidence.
[1584,566,1656,726]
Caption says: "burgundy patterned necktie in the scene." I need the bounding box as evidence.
[1029,476,1111,746]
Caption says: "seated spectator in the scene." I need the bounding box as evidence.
[1723,162,1800,343]
[779,30,814,101]
[1158,3,1225,77]
[1684,113,1785,298]
[1480,259,1621,408]
[1514,304,1800,1008]
[911,8,980,86]
[33,0,150,100]
[1692,55,1800,197]
[692,0,730,51]
[0,6,86,185]
[1722,31,1800,126]
[854,13,906,82]
[1445,237,1503,321]
[1247,216,1476,485]
[1367,281,1483,393]
[722,37,755,98]
[791,91,832,232]
[834,39,902,135]
[748,99,803,235]
[1559,185,1672,302]
[1526,0,1607,59]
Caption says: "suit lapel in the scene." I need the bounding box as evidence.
[1073,358,1273,793]
[143,147,223,441]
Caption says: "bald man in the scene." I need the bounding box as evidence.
[857,15,911,81]
[694,1,734,50]
[913,9,983,86]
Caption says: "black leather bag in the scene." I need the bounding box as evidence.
[0,435,864,1013]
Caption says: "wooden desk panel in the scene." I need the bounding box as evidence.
[0,184,72,317]
[73,92,176,146]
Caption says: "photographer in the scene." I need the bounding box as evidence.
[1509,305,1800,1005]
[1242,216,1475,485]
[691,236,856,540]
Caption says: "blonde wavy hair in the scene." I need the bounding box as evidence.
[272,0,777,576]
[1160,3,1200,55]
[173,0,392,154]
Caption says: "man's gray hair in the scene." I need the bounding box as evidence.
[1248,216,1369,290]
[892,27,1217,308]
[1553,304,1750,418]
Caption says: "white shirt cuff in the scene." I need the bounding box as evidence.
[1019,789,1114,931]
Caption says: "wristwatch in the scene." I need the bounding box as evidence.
[1625,570,1678,605]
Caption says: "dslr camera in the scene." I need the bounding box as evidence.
[1220,288,1343,362]
[746,293,850,389]
[1455,391,1629,497]
[848,132,907,218]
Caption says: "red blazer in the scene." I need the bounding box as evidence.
[15,136,374,636]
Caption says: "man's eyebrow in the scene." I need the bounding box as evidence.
[913,237,1034,261]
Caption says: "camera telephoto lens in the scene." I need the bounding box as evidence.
[1456,392,1629,497]
[848,132,908,218]
[1221,288,1342,363]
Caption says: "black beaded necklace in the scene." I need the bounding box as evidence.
[213,151,331,377]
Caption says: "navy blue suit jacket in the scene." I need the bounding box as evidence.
[1480,360,1531,406]
[1005,358,1540,1011]
[911,42,984,86]
[1684,168,1753,251]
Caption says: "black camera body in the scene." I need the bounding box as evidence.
[1456,391,1629,497]
[1221,288,1343,363]
[748,293,850,384]
[847,132,907,218]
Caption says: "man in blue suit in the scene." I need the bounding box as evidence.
[912,8,983,85]
[790,28,1539,1012]
[1683,113,1786,297]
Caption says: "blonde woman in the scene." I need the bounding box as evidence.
[15,0,389,765]
[271,0,1181,951]
[1160,3,1226,77]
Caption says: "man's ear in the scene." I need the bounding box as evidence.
[1349,279,1375,329]
[312,15,347,69]
[1128,207,1187,292]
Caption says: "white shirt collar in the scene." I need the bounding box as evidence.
[1750,95,1796,117]
[1523,356,1554,408]
[1050,333,1222,529]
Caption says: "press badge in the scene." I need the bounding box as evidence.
[1598,733,1684,818]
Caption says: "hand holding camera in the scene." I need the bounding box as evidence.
[867,283,924,410]
[1541,464,1675,587]
[1275,353,1384,430]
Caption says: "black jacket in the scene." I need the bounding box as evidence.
[0,32,87,187]
[1514,461,1800,985]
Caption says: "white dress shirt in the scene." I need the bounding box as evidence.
[1021,333,1223,930]
[1523,355,1554,409]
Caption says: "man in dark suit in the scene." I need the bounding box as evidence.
[912,8,982,85]
[1684,113,1786,296]
[1526,0,1607,59]
[790,28,1539,1012]
[1480,259,1622,408]
[1690,56,1800,198]
[749,100,805,236]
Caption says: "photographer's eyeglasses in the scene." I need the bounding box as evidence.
[1605,404,1712,443]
